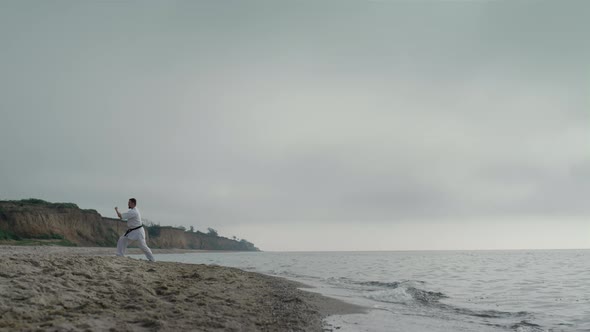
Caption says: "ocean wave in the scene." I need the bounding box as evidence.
[356,280,447,305]
[447,306,530,319]
[510,320,544,332]
[348,279,538,330]
[358,280,426,288]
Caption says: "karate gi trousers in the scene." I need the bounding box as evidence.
[116,227,155,262]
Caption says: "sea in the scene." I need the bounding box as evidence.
[131,250,590,332]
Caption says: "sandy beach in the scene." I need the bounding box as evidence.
[0,246,363,331]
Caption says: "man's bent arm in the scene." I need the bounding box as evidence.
[115,207,122,219]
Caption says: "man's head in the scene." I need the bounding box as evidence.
[128,198,137,209]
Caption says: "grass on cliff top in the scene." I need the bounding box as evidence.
[0,230,77,247]
[0,198,78,209]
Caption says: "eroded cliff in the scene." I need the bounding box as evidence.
[0,199,259,251]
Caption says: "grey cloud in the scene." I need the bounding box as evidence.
[1,1,589,249]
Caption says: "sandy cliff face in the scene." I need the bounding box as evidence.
[148,227,191,249]
[0,200,258,251]
[0,202,120,246]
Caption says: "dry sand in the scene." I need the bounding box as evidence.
[0,246,364,331]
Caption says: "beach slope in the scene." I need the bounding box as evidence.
[0,247,362,331]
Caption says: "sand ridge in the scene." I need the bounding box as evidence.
[0,247,364,331]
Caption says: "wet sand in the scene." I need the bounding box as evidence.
[0,246,364,331]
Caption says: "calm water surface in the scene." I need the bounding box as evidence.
[133,250,590,331]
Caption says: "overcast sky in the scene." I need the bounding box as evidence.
[1,0,589,251]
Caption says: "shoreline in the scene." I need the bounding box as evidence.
[0,245,240,256]
[0,246,365,331]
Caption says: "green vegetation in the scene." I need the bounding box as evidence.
[0,229,20,240]
[12,198,48,205]
[0,232,77,246]
[1,198,78,209]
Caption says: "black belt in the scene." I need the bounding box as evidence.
[124,225,143,237]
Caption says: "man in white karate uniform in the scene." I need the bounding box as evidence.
[114,198,155,262]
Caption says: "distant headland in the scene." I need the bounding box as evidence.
[0,199,259,251]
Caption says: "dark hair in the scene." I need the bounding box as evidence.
[129,198,137,205]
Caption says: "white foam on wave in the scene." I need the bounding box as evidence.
[365,287,414,303]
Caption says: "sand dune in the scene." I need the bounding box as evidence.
[0,247,363,331]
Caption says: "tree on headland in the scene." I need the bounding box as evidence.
[207,228,218,236]
[189,226,195,233]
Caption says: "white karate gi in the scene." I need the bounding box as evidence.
[116,207,155,262]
